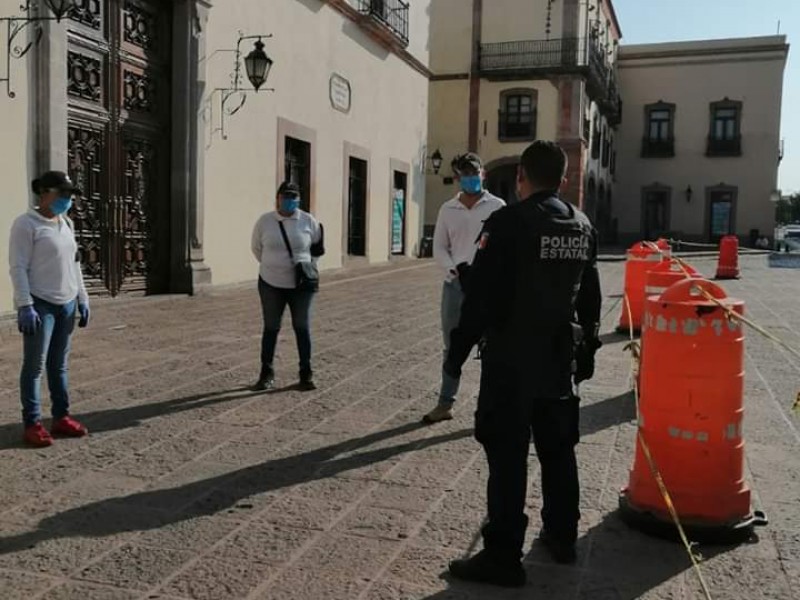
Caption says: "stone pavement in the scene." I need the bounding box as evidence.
[0,256,797,600]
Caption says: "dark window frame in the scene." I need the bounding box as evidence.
[498,88,538,142]
[641,101,676,158]
[641,184,672,239]
[591,115,601,159]
[707,98,743,157]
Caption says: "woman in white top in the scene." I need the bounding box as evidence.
[8,171,91,447]
[251,181,324,391]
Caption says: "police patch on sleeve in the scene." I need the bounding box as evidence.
[540,234,590,260]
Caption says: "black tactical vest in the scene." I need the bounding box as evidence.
[485,192,596,398]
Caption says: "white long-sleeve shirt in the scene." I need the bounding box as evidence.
[251,210,322,289]
[433,191,506,281]
[8,210,89,309]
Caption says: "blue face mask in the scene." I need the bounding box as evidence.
[50,196,73,216]
[280,195,300,214]
[459,175,482,195]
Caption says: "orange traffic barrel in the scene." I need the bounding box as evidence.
[635,260,703,390]
[645,259,701,299]
[715,235,741,279]
[619,278,767,543]
[616,241,670,334]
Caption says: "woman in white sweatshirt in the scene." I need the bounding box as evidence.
[8,171,90,447]
[251,181,324,391]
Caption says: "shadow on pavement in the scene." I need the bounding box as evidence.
[599,330,630,346]
[0,421,472,556]
[419,511,738,600]
[580,391,636,437]
[0,385,283,450]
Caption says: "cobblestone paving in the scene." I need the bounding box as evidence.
[0,256,797,600]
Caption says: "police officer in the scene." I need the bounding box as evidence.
[444,140,602,587]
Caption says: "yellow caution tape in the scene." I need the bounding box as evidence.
[624,293,714,600]
[643,242,800,413]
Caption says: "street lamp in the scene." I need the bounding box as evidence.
[210,32,275,140]
[430,149,443,174]
[1,0,76,98]
[44,0,74,21]
[244,38,273,92]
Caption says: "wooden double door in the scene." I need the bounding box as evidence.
[66,0,172,296]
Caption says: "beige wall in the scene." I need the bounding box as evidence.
[199,0,430,286]
[616,36,787,242]
[425,80,470,224]
[477,80,559,160]
[428,0,472,74]
[482,0,562,43]
[0,0,35,313]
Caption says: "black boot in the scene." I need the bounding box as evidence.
[253,367,275,391]
[538,528,577,564]
[298,368,316,391]
[449,550,526,588]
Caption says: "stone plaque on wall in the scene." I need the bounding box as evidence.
[330,73,351,113]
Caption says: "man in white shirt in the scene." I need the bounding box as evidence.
[423,153,506,423]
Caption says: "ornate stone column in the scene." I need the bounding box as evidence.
[171,0,213,293]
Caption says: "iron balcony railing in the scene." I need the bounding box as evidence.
[641,137,675,158]
[480,37,620,121]
[354,0,410,47]
[706,136,742,157]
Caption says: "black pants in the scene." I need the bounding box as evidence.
[475,360,580,563]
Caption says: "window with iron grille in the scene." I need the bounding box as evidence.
[591,116,601,159]
[707,99,742,156]
[642,102,675,157]
[353,0,410,47]
[499,90,537,141]
[601,127,611,168]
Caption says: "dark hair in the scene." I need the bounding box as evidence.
[519,141,568,189]
[277,181,300,197]
[451,152,482,176]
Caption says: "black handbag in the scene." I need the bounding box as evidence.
[278,220,319,293]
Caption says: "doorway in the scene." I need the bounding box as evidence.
[642,187,670,240]
[708,188,736,242]
[391,170,407,255]
[285,137,312,212]
[486,162,518,204]
[348,157,368,256]
[66,0,172,296]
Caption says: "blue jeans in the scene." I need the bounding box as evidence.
[20,296,77,426]
[258,278,314,375]
[439,279,463,405]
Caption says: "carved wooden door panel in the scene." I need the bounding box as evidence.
[66,0,171,296]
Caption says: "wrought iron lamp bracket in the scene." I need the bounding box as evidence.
[209,31,274,140]
[1,1,70,98]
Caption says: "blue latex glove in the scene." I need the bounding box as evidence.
[78,303,90,328]
[17,305,41,336]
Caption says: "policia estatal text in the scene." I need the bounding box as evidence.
[443,141,602,588]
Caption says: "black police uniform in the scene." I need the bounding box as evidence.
[445,189,602,568]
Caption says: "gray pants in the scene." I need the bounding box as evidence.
[439,279,463,405]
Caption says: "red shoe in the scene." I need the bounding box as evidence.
[51,416,88,438]
[24,422,54,447]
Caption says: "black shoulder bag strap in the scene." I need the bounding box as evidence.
[277,219,295,262]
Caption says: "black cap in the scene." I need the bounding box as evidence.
[451,152,483,176]
[277,181,301,197]
[32,171,82,196]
